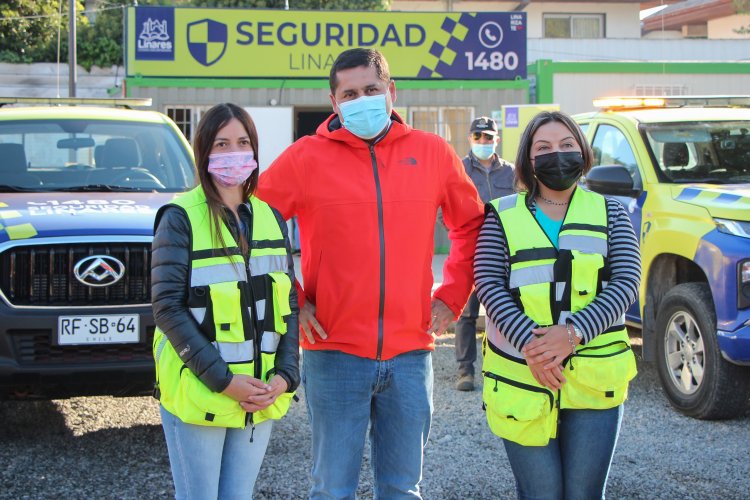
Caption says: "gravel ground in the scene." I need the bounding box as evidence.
[1,332,748,499]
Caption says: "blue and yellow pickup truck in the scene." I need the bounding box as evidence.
[574,96,750,419]
[0,98,194,398]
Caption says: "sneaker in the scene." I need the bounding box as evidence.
[455,373,475,392]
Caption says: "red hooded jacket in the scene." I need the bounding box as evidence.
[257,113,484,360]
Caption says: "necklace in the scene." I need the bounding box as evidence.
[537,194,569,206]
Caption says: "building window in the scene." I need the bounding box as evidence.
[409,106,473,155]
[543,14,604,38]
[633,84,688,96]
[166,107,211,142]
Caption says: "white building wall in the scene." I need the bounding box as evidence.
[553,72,750,115]
[0,63,124,98]
[391,1,641,38]
[708,14,750,39]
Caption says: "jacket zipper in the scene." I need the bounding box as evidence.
[369,144,386,360]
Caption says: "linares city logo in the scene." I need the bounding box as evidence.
[138,18,173,52]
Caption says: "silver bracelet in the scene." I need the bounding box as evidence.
[565,323,576,355]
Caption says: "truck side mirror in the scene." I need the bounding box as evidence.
[585,165,642,198]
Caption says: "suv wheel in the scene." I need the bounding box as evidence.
[655,283,750,419]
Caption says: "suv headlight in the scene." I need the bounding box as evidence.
[740,261,750,309]
[714,218,750,239]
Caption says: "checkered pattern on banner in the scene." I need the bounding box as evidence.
[418,13,474,79]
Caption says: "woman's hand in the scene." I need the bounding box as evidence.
[524,325,575,369]
[239,375,289,413]
[527,360,566,390]
[222,374,271,402]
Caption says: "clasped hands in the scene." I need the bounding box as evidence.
[222,373,288,413]
[522,324,578,390]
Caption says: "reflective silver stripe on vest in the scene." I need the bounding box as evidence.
[212,340,254,363]
[255,299,265,321]
[249,255,287,276]
[556,282,566,301]
[509,264,554,289]
[191,263,248,287]
[497,194,518,213]
[485,319,523,358]
[191,307,206,325]
[261,332,281,353]
[559,235,608,257]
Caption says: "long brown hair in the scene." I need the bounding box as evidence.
[192,103,259,254]
[514,111,593,202]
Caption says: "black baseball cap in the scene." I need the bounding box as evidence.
[469,116,498,135]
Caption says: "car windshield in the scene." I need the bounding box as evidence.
[643,121,750,184]
[0,118,195,192]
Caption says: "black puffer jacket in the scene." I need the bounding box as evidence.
[151,199,300,394]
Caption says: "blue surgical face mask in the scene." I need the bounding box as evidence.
[471,143,496,160]
[337,94,390,140]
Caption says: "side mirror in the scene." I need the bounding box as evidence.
[585,165,641,198]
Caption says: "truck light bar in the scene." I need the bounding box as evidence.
[0,97,152,109]
[593,95,750,110]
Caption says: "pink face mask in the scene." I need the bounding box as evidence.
[207,151,258,187]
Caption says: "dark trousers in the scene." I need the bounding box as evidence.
[454,291,479,375]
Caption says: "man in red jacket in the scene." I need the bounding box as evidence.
[257,48,483,499]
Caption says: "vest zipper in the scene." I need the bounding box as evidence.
[483,370,555,410]
[369,144,386,361]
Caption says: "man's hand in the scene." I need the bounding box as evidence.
[299,301,328,344]
[429,298,454,336]
[240,375,289,413]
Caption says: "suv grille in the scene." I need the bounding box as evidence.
[10,327,155,365]
[1,243,151,306]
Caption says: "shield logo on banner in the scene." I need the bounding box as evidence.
[187,19,228,67]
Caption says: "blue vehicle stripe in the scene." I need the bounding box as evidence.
[713,193,743,204]
[676,188,701,201]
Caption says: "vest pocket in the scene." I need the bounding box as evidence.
[208,281,245,342]
[561,340,637,410]
[482,371,557,447]
[268,271,292,334]
[173,363,253,428]
[570,251,604,305]
[256,392,294,422]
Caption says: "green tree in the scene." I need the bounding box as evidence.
[0,0,77,63]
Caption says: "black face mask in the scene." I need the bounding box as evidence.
[533,151,584,191]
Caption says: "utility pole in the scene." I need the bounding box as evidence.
[68,0,77,97]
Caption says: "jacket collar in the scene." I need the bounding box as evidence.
[318,110,411,148]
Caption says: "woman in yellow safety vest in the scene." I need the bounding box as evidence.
[151,103,299,499]
[475,111,641,500]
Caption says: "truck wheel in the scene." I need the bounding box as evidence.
[655,283,750,419]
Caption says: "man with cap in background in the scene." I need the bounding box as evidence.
[455,116,514,391]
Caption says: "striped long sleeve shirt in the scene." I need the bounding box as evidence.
[474,197,641,354]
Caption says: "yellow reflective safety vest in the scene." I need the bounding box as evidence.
[482,189,637,446]
[153,186,293,428]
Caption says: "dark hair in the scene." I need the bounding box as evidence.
[329,48,391,94]
[193,102,259,254]
[514,111,593,199]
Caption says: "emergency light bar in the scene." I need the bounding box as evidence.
[0,97,152,109]
[592,95,750,110]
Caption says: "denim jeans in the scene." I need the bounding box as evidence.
[302,349,434,499]
[455,291,480,375]
[502,406,624,500]
[160,405,273,500]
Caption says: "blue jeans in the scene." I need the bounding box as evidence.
[303,349,434,499]
[160,405,273,500]
[503,406,624,500]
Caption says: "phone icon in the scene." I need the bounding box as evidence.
[478,22,503,48]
